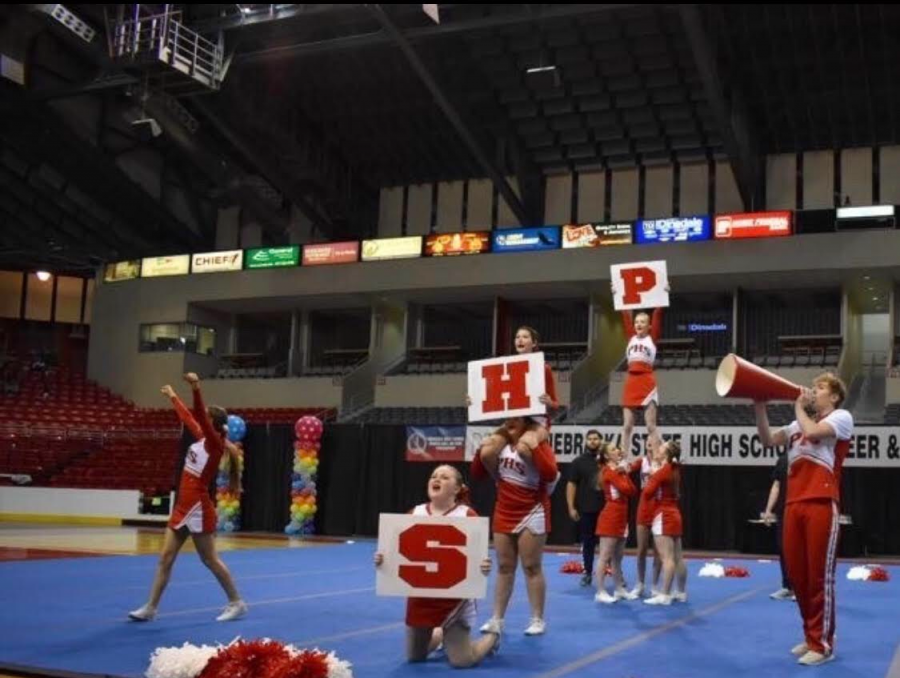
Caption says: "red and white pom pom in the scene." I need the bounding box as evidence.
[699,562,725,578]
[724,566,750,578]
[848,565,891,582]
[147,643,222,678]
[560,560,585,574]
[146,640,353,678]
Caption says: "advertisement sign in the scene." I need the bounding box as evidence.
[635,216,711,244]
[714,212,792,240]
[424,232,490,257]
[103,260,140,282]
[405,426,466,462]
[191,250,243,274]
[562,223,633,248]
[302,241,360,266]
[140,255,191,278]
[245,246,300,269]
[491,227,560,253]
[361,236,423,262]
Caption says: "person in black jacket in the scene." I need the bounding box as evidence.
[566,430,604,586]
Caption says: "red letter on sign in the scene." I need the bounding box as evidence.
[481,360,531,413]
[620,267,658,305]
[398,524,467,589]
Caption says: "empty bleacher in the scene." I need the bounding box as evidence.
[884,404,900,425]
[0,433,97,485]
[47,437,180,497]
[741,289,842,363]
[593,403,795,427]
[0,363,336,494]
[401,348,584,375]
[215,365,286,379]
[350,403,792,427]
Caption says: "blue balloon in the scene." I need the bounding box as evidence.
[226,415,247,442]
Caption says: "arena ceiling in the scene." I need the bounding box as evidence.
[0,4,898,274]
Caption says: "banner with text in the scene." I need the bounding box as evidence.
[465,425,900,467]
[406,426,466,462]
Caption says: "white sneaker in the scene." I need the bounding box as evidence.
[215,600,248,621]
[614,587,638,601]
[128,604,156,622]
[798,650,834,666]
[523,617,546,635]
[643,594,672,606]
[673,591,688,603]
[595,590,617,604]
[770,588,794,601]
[791,642,809,657]
[629,583,644,598]
[650,587,662,597]
[480,617,504,634]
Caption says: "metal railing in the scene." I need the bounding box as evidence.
[109,9,224,89]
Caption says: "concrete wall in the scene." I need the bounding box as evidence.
[886,375,900,404]
[0,487,142,522]
[201,377,341,409]
[88,230,900,406]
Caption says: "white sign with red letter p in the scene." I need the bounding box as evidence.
[467,353,547,423]
[611,260,670,311]
[376,514,490,599]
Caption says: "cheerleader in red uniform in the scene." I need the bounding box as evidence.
[628,438,662,598]
[619,296,666,455]
[754,373,852,666]
[593,443,639,604]
[128,373,247,622]
[374,465,499,667]
[510,326,558,455]
[472,418,560,636]
[641,440,687,606]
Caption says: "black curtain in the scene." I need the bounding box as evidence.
[317,425,495,537]
[240,424,295,532]
[237,422,900,556]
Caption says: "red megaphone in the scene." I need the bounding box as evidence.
[715,354,802,401]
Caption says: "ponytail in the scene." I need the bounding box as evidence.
[667,441,682,465]
[456,483,472,506]
[665,440,682,497]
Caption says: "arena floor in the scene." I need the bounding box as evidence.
[0,524,898,678]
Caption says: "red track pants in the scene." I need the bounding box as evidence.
[782,499,840,655]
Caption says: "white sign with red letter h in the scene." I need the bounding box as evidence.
[376,514,490,599]
[466,353,547,423]
[611,260,670,311]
